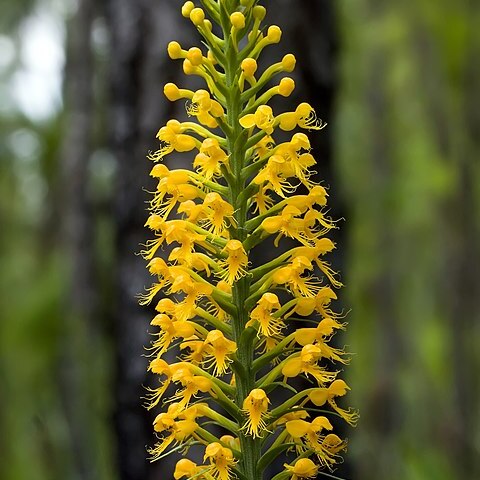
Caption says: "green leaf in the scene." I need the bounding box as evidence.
[263,381,298,395]
[257,443,297,471]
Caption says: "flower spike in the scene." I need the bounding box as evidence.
[140,2,356,479]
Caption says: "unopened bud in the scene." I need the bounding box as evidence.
[282,53,296,72]
[253,5,266,21]
[241,58,258,78]
[267,25,282,43]
[167,41,183,59]
[230,12,246,29]
[163,83,181,101]
[187,47,203,66]
[190,7,205,26]
[204,19,213,31]
[183,59,196,75]
[181,1,194,18]
[278,77,295,97]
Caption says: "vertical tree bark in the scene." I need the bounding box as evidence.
[106,1,191,478]
[60,0,98,478]
[449,5,480,475]
[106,1,151,476]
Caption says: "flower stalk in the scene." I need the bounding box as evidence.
[140,1,357,479]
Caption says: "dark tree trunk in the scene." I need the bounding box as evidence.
[59,0,99,478]
[105,1,192,478]
[448,7,480,476]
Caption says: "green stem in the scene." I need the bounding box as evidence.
[222,9,263,480]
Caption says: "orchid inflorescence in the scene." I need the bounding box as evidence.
[140,1,357,479]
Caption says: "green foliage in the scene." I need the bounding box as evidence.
[336,1,480,479]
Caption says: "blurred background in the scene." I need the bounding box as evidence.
[0,0,479,479]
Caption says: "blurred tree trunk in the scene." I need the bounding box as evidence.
[106,0,152,477]
[105,0,338,479]
[449,4,480,476]
[105,1,189,478]
[336,1,480,479]
[60,0,100,479]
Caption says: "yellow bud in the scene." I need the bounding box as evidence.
[204,19,213,31]
[241,58,258,78]
[183,59,196,75]
[163,83,181,101]
[187,47,203,66]
[282,53,296,72]
[230,12,246,29]
[253,5,266,21]
[190,7,205,25]
[181,1,194,18]
[278,77,295,96]
[267,25,282,43]
[167,41,183,59]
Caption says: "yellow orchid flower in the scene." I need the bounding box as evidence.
[246,292,285,338]
[293,318,349,364]
[309,379,360,426]
[194,138,229,180]
[282,344,337,386]
[180,337,209,365]
[278,102,326,132]
[149,314,196,356]
[219,240,248,285]
[271,256,321,298]
[170,364,213,408]
[290,286,339,318]
[144,358,173,410]
[204,330,237,376]
[187,89,225,128]
[239,105,275,134]
[151,119,197,161]
[285,417,340,466]
[242,389,270,438]
[202,192,234,236]
[204,442,236,480]
[149,403,201,460]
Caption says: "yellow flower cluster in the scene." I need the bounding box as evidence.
[140,1,357,479]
